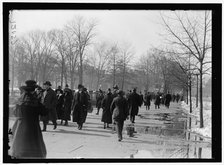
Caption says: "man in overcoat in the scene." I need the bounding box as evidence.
[41,81,57,131]
[127,88,141,123]
[110,90,128,141]
[71,84,88,130]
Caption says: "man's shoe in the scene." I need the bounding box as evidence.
[42,129,46,132]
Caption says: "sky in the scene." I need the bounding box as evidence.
[11,10,164,59]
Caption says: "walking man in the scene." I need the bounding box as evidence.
[110,90,128,141]
[41,81,57,131]
[165,91,172,108]
[127,88,141,123]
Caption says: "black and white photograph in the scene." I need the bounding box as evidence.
[3,2,221,163]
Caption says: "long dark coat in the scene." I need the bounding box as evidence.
[56,94,64,120]
[145,94,151,106]
[110,95,128,122]
[154,94,161,105]
[165,94,172,106]
[101,92,113,124]
[63,89,73,121]
[10,91,47,158]
[40,88,57,122]
[71,91,88,124]
[127,92,141,116]
[96,92,104,109]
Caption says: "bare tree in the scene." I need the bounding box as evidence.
[65,16,97,85]
[118,43,134,90]
[160,11,211,128]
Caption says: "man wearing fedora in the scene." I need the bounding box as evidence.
[41,81,57,131]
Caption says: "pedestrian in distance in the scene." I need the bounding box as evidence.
[154,92,161,109]
[110,90,129,141]
[56,89,64,124]
[96,89,104,115]
[165,91,172,109]
[10,80,47,159]
[62,85,73,126]
[127,88,142,123]
[40,81,58,131]
[145,92,151,110]
[71,84,88,130]
[101,88,113,129]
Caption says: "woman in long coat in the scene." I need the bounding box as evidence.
[101,88,113,128]
[10,80,47,159]
[71,84,88,130]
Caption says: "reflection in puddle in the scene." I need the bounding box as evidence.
[129,111,211,158]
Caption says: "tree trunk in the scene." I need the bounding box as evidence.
[189,75,192,113]
[199,62,204,128]
[113,54,116,87]
[186,88,188,104]
[121,64,125,90]
[196,74,199,107]
[79,51,83,85]
[61,60,64,87]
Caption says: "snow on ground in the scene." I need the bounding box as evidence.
[181,97,211,138]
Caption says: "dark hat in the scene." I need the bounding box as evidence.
[25,80,37,88]
[58,86,61,89]
[78,84,83,89]
[43,81,52,86]
[108,88,111,92]
[65,84,69,88]
[113,85,119,90]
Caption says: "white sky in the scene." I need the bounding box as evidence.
[11,10,164,58]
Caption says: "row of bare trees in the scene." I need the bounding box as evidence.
[9,11,211,128]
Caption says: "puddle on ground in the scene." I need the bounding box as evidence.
[127,110,211,158]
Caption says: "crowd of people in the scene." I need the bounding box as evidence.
[9,79,183,159]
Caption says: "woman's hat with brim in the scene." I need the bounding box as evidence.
[43,81,52,86]
[23,80,37,91]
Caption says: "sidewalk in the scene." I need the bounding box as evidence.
[8,102,211,158]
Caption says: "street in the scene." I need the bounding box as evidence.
[9,102,211,158]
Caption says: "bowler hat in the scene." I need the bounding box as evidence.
[43,81,52,86]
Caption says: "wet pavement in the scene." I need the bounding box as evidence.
[8,102,211,158]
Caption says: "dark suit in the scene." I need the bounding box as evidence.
[110,95,128,141]
[127,92,141,123]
